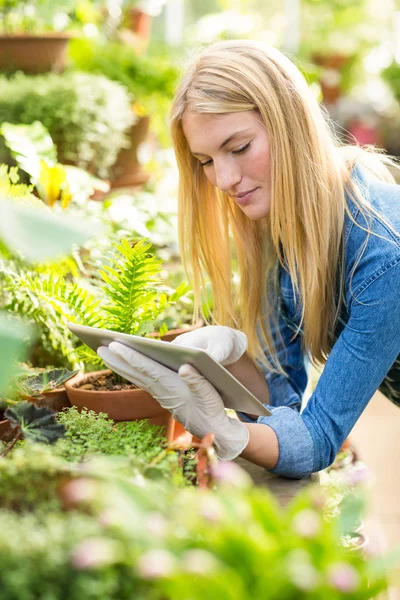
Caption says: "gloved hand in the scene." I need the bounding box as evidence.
[97,342,249,461]
[171,326,247,366]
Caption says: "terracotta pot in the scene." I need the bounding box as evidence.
[127,8,153,53]
[0,418,12,442]
[110,115,150,188]
[32,387,71,412]
[311,53,351,105]
[0,33,72,73]
[149,319,204,343]
[64,370,183,442]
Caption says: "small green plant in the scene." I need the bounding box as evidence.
[55,407,188,486]
[0,71,135,176]
[0,443,72,511]
[2,401,66,456]
[18,367,79,399]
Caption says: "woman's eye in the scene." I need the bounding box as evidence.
[232,142,251,155]
[199,142,251,167]
[199,158,213,167]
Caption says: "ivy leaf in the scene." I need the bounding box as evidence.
[5,401,66,444]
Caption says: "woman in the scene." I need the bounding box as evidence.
[98,40,400,479]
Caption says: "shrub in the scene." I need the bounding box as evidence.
[0,72,135,176]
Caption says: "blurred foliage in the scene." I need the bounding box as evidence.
[68,37,179,146]
[0,71,134,177]
[1,121,110,207]
[0,449,393,599]
[0,0,76,33]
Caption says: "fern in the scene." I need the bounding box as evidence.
[98,239,169,335]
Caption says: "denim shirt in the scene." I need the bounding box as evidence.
[243,168,400,479]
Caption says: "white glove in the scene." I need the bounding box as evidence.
[171,326,247,366]
[97,342,249,461]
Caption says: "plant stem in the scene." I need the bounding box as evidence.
[2,430,23,458]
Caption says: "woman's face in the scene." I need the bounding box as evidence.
[182,110,272,220]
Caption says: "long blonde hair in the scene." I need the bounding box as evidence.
[170,40,397,373]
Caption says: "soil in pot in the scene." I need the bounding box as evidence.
[64,370,185,443]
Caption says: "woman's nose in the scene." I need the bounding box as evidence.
[214,160,241,193]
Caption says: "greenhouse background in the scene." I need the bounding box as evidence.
[0,0,399,598]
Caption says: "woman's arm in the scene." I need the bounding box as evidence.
[225,352,270,416]
[241,422,279,469]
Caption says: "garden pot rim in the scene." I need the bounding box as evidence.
[64,369,142,395]
[0,32,74,40]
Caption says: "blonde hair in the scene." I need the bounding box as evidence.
[170,40,397,373]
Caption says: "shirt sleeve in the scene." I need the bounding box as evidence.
[258,256,400,479]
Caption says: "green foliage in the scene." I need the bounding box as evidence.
[55,406,187,485]
[5,401,66,444]
[0,163,36,203]
[1,121,110,207]
[99,239,167,336]
[0,509,147,599]
[0,313,33,395]
[382,61,400,104]
[0,72,135,176]
[1,237,186,368]
[0,0,76,33]
[0,443,71,511]
[0,462,387,600]
[68,37,180,146]
[19,368,79,397]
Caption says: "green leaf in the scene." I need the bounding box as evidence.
[0,313,34,395]
[20,368,79,397]
[0,198,98,262]
[1,121,57,181]
[5,401,66,444]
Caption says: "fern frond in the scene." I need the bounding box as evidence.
[98,239,166,335]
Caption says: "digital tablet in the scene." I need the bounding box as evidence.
[67,322,271,417]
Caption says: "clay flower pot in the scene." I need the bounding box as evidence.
[110,115,150,188]
[0,33,72,73]
[0,418,12,442]
[32,387,71,412]
[64,370,185,443]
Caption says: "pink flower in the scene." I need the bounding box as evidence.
[145,513,168,536]
[211,461,252,489]
[292,509,321,538]
[345,463,373,487]
[198,496,223,523]
[60,477,97,507]
[71,538,119,570]
[328,562,360,592]
[136,549,176,579]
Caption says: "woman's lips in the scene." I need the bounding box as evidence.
[235,188,259,206]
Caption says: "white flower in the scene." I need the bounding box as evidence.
[136,549,176,579]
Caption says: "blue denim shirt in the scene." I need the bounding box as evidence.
[242,168,400,479]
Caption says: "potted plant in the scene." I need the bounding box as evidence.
[298,0,391,105]
[0,0,76,73]
[68,37,180,185]
[62,238,188,442]
[17,368,78,411]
